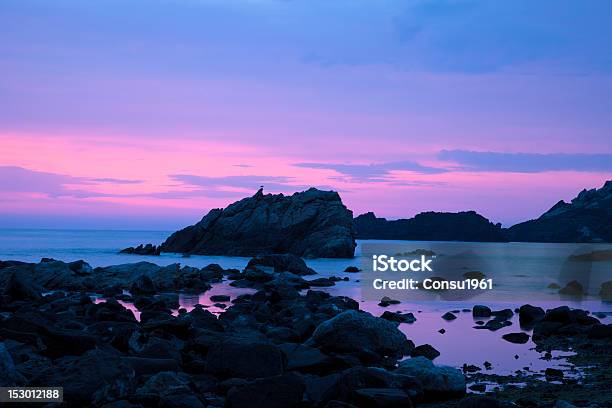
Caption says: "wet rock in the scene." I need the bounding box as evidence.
[318,366,423,404]
[378,296,401,307]
[468,383,486,392]
[491,309,513,320]
[352,388,413,408]
[544,367,564,380]
[130,275,156,294]
[206,337,285,379]
[280,343,337,374]
[0,268,42,301]
[442,312,457,321]
[410,344,440,360]
[307,310,414,360]
[458,395,501,408]
[344,266,360,273]
[502,332,530,344]
[587,323,612,339]
[396,356,465,399]
[473,319,511,331]
[380,311,416,324]
[518,304,545,326]
[438,328,446,334]
[136,371,192,397]
[32,349,136,406]
[226,372,305,408]
[309,277,337,287]
[472,305,492,317]
[558,280,584,296]
[547,283,561,289]
[0,342,27,386]
[68,260,93,275]
[246,254,316,276]
[462,364,481,373]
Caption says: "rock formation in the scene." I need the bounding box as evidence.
[159,188,356,258]
[506,180,612,243]
[354,211,507,242]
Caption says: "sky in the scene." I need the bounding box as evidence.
[1,0,611,230]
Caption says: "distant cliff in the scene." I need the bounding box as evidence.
[354,211,507,242]
[506,180,612,243]
[159,188,356,258]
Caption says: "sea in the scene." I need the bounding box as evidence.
[1,228,611,382]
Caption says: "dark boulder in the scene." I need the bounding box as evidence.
[226,372,305,408]
[410,344,440,360]
[518,304,545,326]
[472,305,492,318]
[396,356,465,399]
[307,310,414,360]
[246,254,315,275]
[501,332,530,344]
[158,188,356,258]
[32,349,135,406]
[206,337,285,379]
[380,311,416,324]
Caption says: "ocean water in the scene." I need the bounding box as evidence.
[1,228,611,378]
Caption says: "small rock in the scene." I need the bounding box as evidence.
[502,332,530,344]
[410,344,440,360]
[442,312,457,321]
[472,305,492,318]
[559,280,584,296]
[378,296,401,307]
[344,266,361,273]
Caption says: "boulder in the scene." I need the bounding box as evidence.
[396,356,465,399]
[245,254,315,275]
[32,349,135,406]
[0,342,27,386]
[518,304,545,326]
[206,337,285,379]
[226,373,305,408]
[380,311,416,324]
[558,280,584,296]
[307,310,414,360]
[352,388,413,408]
[458,395,501,408]
[501,332,530,344]
[410,344,440,360]
[472,305,492,318]
[158,188,356,258]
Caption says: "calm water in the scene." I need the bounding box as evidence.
[1,228,610,377]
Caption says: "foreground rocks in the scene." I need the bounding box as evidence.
[0,256,471,407]
[157,188,356,258]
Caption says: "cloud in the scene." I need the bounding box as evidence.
[294,161,446,183]
[169,174,303,192]
[439,150,612,173]
[0,166,142,198]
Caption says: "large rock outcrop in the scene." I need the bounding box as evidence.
[159,188,356,258]
[506,180,612,243]
[354,211,507,242]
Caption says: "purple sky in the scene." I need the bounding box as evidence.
[1,0,611,230]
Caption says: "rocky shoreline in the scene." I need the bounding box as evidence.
[0,256,611,407]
